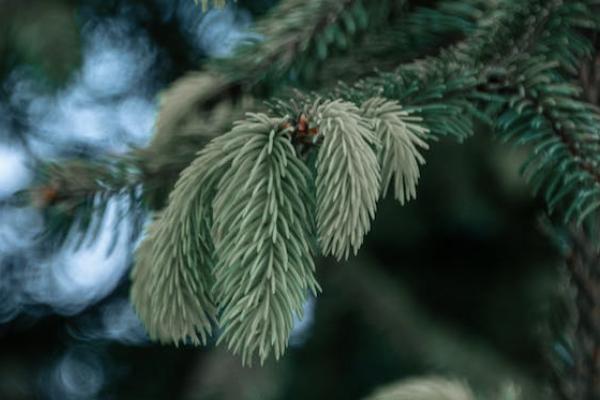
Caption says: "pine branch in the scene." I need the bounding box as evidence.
[27,91,249,250]
[22,0,600,374]
[311,0,481,85]
[361,97,429,205]
[335,0,577,141]
[492,0,600,225]
[140,94,251,208]
[150,71,235,153]
[28,158,145,250]
[212,0,400,86]
[211,113,319,365]
[495,57,600,225]
[313,100,381,260]
[130,97,430,359]
[562,227,600,399]
[330,0,515,141]
[24,0,476,241]
[131,132,240,345]
[542,47,600,400]
[331,0,600,226]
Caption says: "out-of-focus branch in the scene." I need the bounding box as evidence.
[29,96,248,211]
[327,259,541,399]
[562,227,600,399]
[547,49,600,400]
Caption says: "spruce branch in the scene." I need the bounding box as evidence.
[28,158,145,250]
[336,0,573,141]
[331,0,511,142]
[131,133,240,346]
[541,220,600,400]
[343,64,481,141]
[495,56,600,225]
[211,113,319,365]
[542,47,600,400]
[491,0,600,225]
[335,0,600,227]
[213,0,399,86]
[22,0,600,374]
[562,227,600,399]
[150,71,234,153]
[361,97,429,205]
[489,3,600,396]
[24,0,493,235]
[314,100,381,260]
[28,84,249,248]
[310,0,481,85]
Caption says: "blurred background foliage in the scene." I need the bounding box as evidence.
[0,0,572,399]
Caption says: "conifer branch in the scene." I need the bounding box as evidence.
[331,0,514,141]
[20,0,600,376]
[332,0,600,226]
[361,97,429,205]
[492,0,600,225]
[495,57,600,224]
[213,0,399,85]
[562,227,600,399]
[27,88,248,249]
[150,71,234,153]
[308,0,481,85]
[542,51,600,400]
[313,100,381,260]
[131,133,240,345]
[211,113,319,365]
[341,64,481,141]
[28,159,146,249]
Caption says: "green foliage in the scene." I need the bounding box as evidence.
[28,159,145,251]
[337,62,481,141]
[361,97,429,205]
[140,72,243,205]
[306,0,483,86]
[131,95,432,361]
[332,0,600,227]
[150,72,232,152]
[26,0,600,376]
[314,100,381,260]
[212,0,398,86]
[211,114,319,365]
[131,135,235,345]
[125,0,600,365]
[491,0,600,225]
[496,57,600,225]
